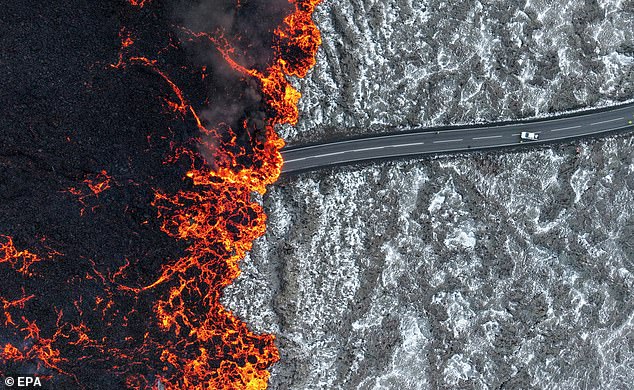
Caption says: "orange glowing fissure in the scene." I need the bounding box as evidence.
[66,170,114,216]
[127,0,151,8]
[1,0,321,389]
[142,2,322,387]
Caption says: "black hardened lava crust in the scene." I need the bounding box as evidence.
[0,0,294,387]
[0,2,192,388]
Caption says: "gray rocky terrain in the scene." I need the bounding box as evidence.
[224,0,634,388]
[280,0,633,145]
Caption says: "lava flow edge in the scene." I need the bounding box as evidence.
[0,0,322,388]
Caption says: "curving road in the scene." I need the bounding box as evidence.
[281,102,634,174]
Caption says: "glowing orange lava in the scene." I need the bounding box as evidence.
[66,170,114,216]
[139,1,322,387]
[0,239,68,379]
[128,0,151,8]
[0,0,321,388]
[0,236,44,277]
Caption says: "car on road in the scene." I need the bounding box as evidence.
[520,131,539,141]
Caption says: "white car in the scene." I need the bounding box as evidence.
[520,131,539,141]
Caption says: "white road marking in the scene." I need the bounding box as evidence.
[282,104,634,169]
[389,142,425,147]
[284,150,346,163]
[284,157,306,163]
[285,143,424,163]
[283,130,430,151]
[283,124,634,171]
[352,146,385,152]
[283,105,632,153]
[589,117,623,126]
[550,125,581,132]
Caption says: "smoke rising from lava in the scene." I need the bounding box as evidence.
[176,0,295,167]
[1,0,321,387]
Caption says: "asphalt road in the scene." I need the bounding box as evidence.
[281,102,634,174]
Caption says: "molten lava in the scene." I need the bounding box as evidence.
[67,170,114,215]
[0,236,45,277]
[128,0,151,8]
[1,0,321,388]
[137,1,322,387]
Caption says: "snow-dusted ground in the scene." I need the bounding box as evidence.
[279,0,633,145]
[227,138,634,389]
[224,0,634,388]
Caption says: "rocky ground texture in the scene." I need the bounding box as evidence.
[224,0,634,389]
[279,0,633,145]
